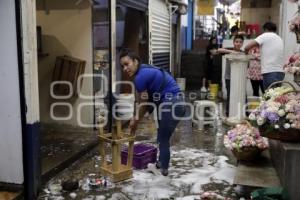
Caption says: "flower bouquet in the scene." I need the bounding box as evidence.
[200,191,232,200]
[284,53,300,74]
[249,82,300,142]
[224,122,269,161]
[284,53,300,85]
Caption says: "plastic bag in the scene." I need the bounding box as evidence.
[251,187,289,200]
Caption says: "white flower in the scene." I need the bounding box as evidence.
[291,123,296,128]
[286,113,296,120]
[278,109,286,117]
[285,104,292,112]
[257,117,266,126]
[284,123,291,129]
[275,124,280,129]
[249,113,256,120]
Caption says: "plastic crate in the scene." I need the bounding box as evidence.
[121,143,157,169]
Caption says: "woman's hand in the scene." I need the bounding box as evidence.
[129,117,138,135]
[210,49,218,55]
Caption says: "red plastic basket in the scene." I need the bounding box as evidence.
[121,143,157,169]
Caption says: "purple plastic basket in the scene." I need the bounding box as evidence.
[121,143,157,169]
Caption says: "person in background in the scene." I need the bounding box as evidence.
[245,22,285,89]
[203,36,219,91]
[247,46,265,96]
[230,25,239,38]
[217,35,244,117]
[119,49,186,176]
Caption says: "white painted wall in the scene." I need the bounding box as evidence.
[36,1,93,127]
[0,0,24,184]
[280,1,300,89]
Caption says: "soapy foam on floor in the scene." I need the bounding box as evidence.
[122,148,236,199]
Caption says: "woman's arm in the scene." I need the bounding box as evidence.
[129,91,148,134]
[244,40,259,54]
[209,49,218,55]
[217,48,241,54]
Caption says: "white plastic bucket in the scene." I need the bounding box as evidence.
[116,93,135,101]
[114,93,135,120]
[176,78,186,91]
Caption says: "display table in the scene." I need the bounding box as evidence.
[225,54,250,124]
[269,140,300,200]
[233,150,281,188]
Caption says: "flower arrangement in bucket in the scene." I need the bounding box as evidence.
[249,82,300,142]
[224,122,269,161]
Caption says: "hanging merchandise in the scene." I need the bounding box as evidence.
[197,0,215,15]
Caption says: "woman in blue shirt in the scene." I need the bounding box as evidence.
[120,49,186,176]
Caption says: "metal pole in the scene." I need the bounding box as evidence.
[109,0,116,131]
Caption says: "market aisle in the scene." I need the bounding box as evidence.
[38,113,247,199]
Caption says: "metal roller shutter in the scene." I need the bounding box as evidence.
[149,0,172,71]
[117,0,148,11]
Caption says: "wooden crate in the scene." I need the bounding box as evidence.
[52,55,86,97]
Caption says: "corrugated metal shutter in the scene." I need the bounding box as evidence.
[149,0,172,71]
[117,0,148,11]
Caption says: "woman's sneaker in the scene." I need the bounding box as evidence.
[155,162,161,169]
[160,168,168,176]
[147,163,160,176]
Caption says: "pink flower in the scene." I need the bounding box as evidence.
[289,15,300,32]
[224,124,268,150]
[275,95,289,104]
[284,53,300,74]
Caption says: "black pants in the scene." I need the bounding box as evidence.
[250,80,265,96]
[225,79,230,117]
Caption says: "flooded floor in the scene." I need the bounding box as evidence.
[41,124,99,183]
[38,114,253,200]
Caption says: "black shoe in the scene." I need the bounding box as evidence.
[155,162,161,169]
[160,168,168,176]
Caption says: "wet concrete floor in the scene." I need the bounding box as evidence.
[38,115,254,200]
[38,93,259,200]
[40,124,99,183]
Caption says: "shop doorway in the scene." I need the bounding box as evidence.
[35,0,149,184]
[35,0,109,182]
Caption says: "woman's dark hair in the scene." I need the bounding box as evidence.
[233,34,244,41]
[263,22,277,32]
[230,25,239,34]
[209,36,217,45]
[208,36,218,46]
[120,48,140,64]
[206,36,218,58]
